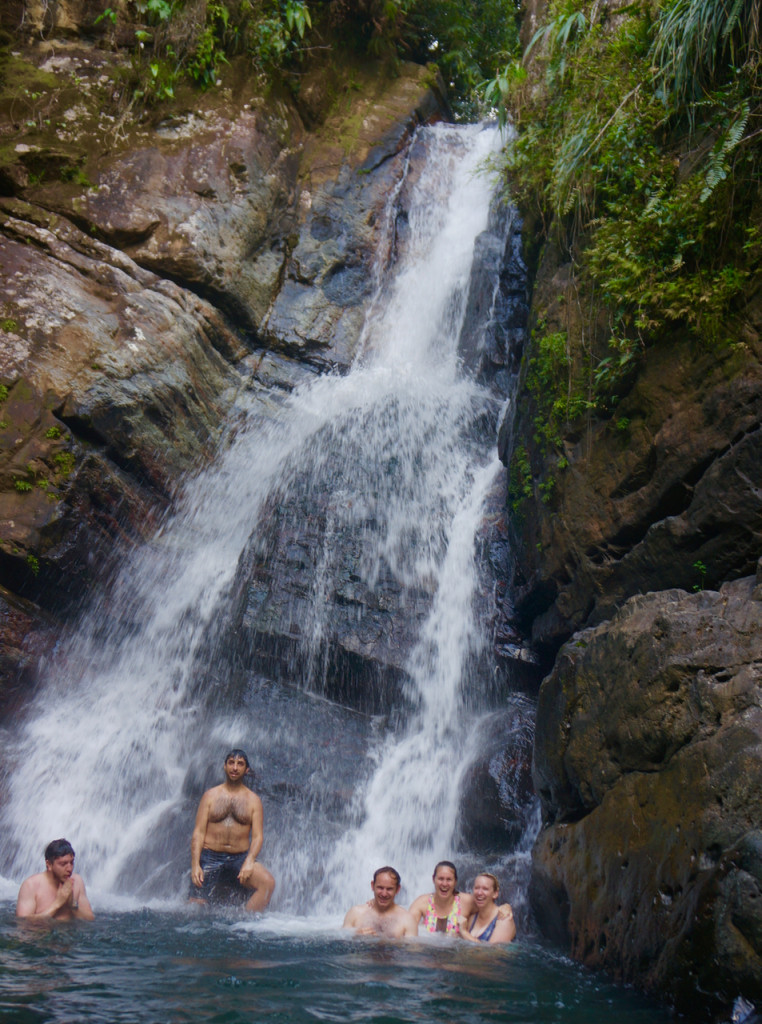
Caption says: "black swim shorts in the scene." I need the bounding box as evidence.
[189,849,248,904]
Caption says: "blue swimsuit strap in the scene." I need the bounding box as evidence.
[469,912,498,942]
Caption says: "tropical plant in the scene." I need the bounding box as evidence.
[651,0,760,111]
[484,0,761,443]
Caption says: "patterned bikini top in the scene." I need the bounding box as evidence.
[422,893,462,934]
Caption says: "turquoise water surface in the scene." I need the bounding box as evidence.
[0,905,673,1024]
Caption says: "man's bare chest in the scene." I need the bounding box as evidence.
[208,794,251,826]
[363,908,402,937]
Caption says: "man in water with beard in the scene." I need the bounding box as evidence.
[189,749,275,912]
[16,838,95,921]
[343,866,418,937]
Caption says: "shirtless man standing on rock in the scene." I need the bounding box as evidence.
[16,838,95,922]
[190,749,275,912]
[343,866,418,937]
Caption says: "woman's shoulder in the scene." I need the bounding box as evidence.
[408,892,433,915]
[458,891,476,911]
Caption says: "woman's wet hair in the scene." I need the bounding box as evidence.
[476,871,500,893]
[373,865,401,888]
[45,838,74,863]
[432,860,458,881]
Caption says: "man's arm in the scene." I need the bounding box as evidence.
[342,905,361,928]
[71,876,95,921]
[190,791,212,887]
[15,877,40,918]
[16,877,70,920]
[246,793,264,860]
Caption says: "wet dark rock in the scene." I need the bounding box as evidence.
[506,282,762,655]
[459,700,536,853]
[530,576,762,1018]
[223,473,429,714]
[0,586,55,719]
[459,200,528,390]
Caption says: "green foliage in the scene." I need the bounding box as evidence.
[487,0,760,448]
[526,328,595,449]
[483,59,525,127]
[692,558,708,591]
[141,0,176,24]
[409,0,522,116]
[61,165,93,187]
[326,0,521,116]
[14,478,32,493]
[53,452,76,476]
[94,6,118,25]
[508,443,533,512]
[187,2,231,86]
[0,384,8,403]
[122,0,320,87]
[45,426,62,439]
[538,477,555,503]
[26,554,40,576]
[651,0,760,111]
[285,0,311,38]
[0,319,17,333]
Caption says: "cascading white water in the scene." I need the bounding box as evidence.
[0,122,529,913]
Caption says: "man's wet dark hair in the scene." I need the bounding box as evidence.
[373,865,401,888]
[45,838,74,863]
[224,749,250,768]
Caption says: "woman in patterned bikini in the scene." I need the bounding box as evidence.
[459,872,516,944]
[408,861,466,934]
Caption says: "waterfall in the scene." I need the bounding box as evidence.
[0,122,534,914]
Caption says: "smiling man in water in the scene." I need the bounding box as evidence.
[16,838,95,921]
[343,866,418,937]
[189,749,275,912]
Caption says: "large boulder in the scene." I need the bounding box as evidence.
[530,570,762,1018]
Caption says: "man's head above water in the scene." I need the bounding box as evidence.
[44,838,75,865]
[224,749,250,768]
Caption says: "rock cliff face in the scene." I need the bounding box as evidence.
[0,15,450,674]
[510,164,762,1021]
[507,260,762,656]
[503,0,762,1013]
[530,572,762,1016]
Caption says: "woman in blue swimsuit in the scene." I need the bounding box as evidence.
[460,872,516,944]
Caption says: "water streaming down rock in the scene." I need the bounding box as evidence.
[0,123,536,915]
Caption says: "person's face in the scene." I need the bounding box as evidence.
[47,854,74,883]
[224,756,248,781]
[371,872,400,909]
[472,875,498,908]
[433,866,456,898]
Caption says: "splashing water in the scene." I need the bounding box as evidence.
[0,122,533,913]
